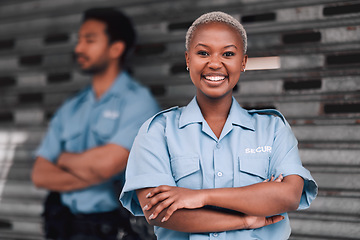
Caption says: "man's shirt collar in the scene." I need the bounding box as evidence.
[106,71,131,98]
[83,71,131,103]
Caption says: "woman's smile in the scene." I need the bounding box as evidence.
[202,74,227,82]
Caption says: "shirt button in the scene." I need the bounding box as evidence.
[217,172,223,177]
[213,233,218,237]
[216,143,221,149]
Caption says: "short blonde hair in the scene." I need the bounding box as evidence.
[185,11,247,54]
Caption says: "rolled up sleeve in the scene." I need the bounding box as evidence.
[270,119,318,210]
[276,163,317,210]
[35,111,63,163]
[120,117,175,216]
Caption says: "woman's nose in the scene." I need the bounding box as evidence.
[208,55,222,69]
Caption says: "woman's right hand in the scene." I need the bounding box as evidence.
[263,174,284,183]
[143,185,207,222]
[241,214,285,229]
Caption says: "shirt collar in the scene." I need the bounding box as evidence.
[102,71,130,98]
[83,71,130,103]
[179,96,255,131]
[179,97,204,128]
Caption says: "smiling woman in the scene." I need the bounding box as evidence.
[120,11,317,240]
[185,22,247,105]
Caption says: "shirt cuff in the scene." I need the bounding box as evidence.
[120,173,176,216]
[276,164,318,210]
[35,149,58,163]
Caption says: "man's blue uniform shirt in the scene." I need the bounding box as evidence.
[120,96,317,240]
[36,71,160,214]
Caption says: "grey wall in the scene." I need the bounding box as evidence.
[0,0,359,239]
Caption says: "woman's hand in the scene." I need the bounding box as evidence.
[263,174,283,183]
[143,185,206,222]
[242,214,284,229]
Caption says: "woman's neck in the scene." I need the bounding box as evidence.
[197,94,233,139]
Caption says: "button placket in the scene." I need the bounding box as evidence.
[209,231,225,240]
[214,141,224,188]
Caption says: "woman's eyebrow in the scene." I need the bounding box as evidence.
[195,43,209,48]
[224,45,238,49]
[194,43,238,49]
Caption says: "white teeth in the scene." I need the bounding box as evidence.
[204,76,226,81]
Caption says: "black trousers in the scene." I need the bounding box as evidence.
[68,210,120,240]
[42,192,142,240]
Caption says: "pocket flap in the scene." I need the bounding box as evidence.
[92,109,121,139]
[62,126,82,140]
[171,156,200,181]
[239,157,268,179]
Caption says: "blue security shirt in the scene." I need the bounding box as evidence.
[36,71,160,214]
[120,96,317,240]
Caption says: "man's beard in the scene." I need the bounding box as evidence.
[76,54,109,75]
[79,63,108,75]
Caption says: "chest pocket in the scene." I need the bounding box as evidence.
[92,111,120,143]
[235,156,269,187]
[170,156,201,189]
[61,126,83,153]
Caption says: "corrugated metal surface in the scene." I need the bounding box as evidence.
[0,0,359,239]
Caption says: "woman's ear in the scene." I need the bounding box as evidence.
[185,51,190,69]
[242,55,248,72]
[110,41,126,59]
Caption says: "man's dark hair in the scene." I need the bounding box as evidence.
[83,7,136,65]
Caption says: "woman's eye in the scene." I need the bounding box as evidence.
[223,51,235,57]
[197,51,209,56]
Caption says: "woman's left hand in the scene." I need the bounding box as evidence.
[143,185,206,222]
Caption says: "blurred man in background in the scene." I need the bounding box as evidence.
[32,7,159,240]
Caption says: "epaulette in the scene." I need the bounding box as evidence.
[248,109,287,125]
[146,106,179,132]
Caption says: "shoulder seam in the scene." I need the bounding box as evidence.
[146,106,179,132]
[248,109,287,124]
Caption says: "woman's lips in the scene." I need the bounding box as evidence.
[203,75,227,81]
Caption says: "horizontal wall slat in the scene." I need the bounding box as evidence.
[290,218,360,239]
